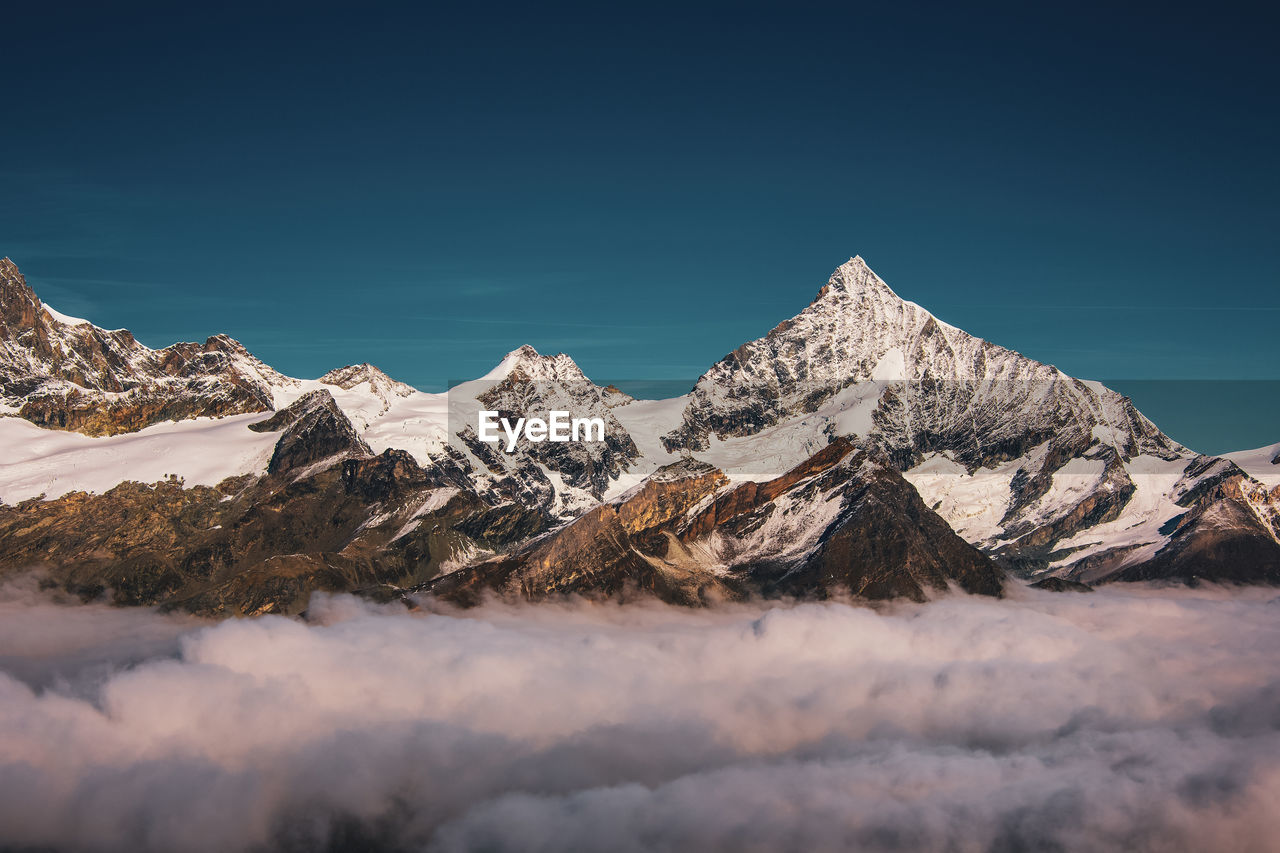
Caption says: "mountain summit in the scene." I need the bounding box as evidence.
[480,345,597,385]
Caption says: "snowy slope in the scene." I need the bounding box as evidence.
[1224,442,1280,487]
[0,413,279,503]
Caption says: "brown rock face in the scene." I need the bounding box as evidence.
[766,464,1006,601]
[425,441,1004,606]
[17,383,270,436]
[1,257,286,436]
[424,462,743,607]
[0,399,541,616]
[615,459,728,547]
[0,258,46,339]
[1031,577,1094,593]
[670,439,1005,601]
[425,505,742,607]
[249,390,372,475]
[680,439,858,540]
[1105,479,1280,585]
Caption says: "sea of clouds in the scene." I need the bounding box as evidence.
[2,576,1280,852]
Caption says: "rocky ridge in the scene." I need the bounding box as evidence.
[1,254,1277,614]
[0,257,293,435]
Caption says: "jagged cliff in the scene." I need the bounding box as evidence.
[0,257,292,435]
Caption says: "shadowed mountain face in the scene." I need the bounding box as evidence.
[0,255,1277,614]
[422,439,1005,606]
[1093,476,1280,585]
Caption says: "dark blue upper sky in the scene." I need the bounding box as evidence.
[3,1,1277,452]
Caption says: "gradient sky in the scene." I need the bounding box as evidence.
[3,1,1276,453]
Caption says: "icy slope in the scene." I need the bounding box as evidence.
[1224,442,1280,487]
[0,413,279,503]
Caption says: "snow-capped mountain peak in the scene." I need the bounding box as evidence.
[654,255,1193,576]
[482,344,592,384]
[815,255,899,302]
[320,363,416,397]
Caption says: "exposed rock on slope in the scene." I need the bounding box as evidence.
[1030,577,1094,592]
[1078,476,1280,585]
[452,345,639,515]
[249,389,372,475]
[423,457,733,606]
[1,257,292,435]
[425,439,1005,606]
[0,402,547,616]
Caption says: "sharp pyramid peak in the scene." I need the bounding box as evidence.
[813,255,905,305]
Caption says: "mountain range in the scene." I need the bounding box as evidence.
[2,255,1277,615]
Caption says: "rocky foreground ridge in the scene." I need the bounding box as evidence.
[0,255,1277,615]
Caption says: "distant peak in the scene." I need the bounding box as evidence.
[481,344,588,383]
[322,362,384,381]
[320,362,415,395]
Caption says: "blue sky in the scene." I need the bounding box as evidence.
[2,1,1276,453]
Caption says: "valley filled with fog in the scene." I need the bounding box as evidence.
[2,579,1279,852]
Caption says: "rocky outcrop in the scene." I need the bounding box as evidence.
[1101,478,1280,585]
[421,461,744,607]
[424,440,1005,606]
[453,345,640,515]
[0,399,542,615]
[1,257,291,435]
[249,390,372,475]
[756,456,1006,601]
[1030,577,1094,593]
[670,439,1005,601]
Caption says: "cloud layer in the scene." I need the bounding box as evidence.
[2,581,1280,851]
